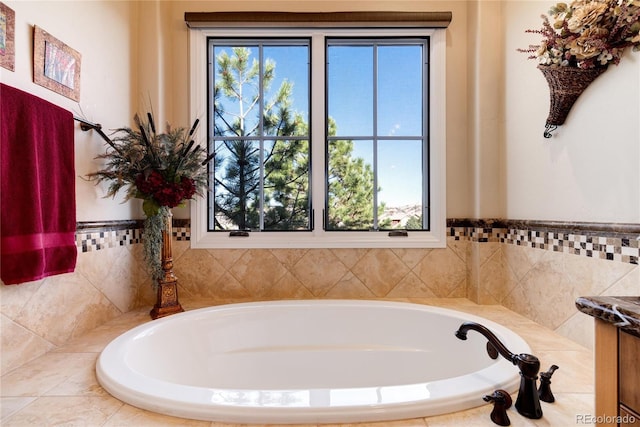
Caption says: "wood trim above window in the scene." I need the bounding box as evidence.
[184,11,452,28]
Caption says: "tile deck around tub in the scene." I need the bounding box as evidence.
[0,298,595,427]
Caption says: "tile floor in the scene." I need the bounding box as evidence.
[1,298,596,426]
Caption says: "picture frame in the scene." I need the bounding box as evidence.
[0,2,15,71]
[33,25,81,101]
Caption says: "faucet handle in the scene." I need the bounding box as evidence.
[542,364,559,377]
[538,364,559,403]
[483,389,512,426]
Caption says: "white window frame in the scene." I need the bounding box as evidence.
[188,26,446,249]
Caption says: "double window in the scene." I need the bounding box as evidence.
[188,22,446,248]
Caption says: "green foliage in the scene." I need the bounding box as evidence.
[213,47,309,230]
[405,215,423,230]
[141,206,169,282]
[327,139,374,229]
[326,118,392,230]
[87,113,209,212]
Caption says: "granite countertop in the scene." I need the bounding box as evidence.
[576,296,640,336]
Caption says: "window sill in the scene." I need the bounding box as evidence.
[190,203,446,249]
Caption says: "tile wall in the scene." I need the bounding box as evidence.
[1,219,638,373]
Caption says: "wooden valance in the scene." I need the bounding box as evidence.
[185,11,452,29]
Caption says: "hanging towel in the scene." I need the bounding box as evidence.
[1,84,77,285]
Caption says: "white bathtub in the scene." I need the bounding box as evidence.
[96,300,530,424]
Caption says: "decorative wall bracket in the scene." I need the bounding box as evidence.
[74,116,113,145]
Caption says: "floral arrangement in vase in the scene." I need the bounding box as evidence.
[519,0,640,136]
[88,112,210,283]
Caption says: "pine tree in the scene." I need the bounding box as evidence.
[213,46,388,231]
[213,47,309,230]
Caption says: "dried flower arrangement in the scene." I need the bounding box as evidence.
[519,0,640,136]
[520,0,640,69]
[88,112,210,282]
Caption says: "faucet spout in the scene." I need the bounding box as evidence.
[455,322,518,364]
[455,321,543,419]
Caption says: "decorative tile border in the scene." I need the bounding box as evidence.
[75,219,191,253]
[498,229,639,264]
[75,229,142,252]
[173,219,191,242]
[448,219,640,265]
[75,219,639,265]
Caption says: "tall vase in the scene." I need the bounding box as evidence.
[150,211,184,319]
[538,65,607,137]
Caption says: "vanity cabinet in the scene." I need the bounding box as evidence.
[576,297,640,427]
[619,330,640,426]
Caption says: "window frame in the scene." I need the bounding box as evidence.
[208,38,312,232]
[324,37,430,232]
[188,25,447,249]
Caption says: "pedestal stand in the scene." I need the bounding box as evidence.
[150,212,184,319]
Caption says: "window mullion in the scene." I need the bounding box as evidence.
[372,43,379,231]
[422,40,430,230]
[207,43,216,230]
[312,33,327,235]
[258,43,265,231]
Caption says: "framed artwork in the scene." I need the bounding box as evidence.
[0,2,15,71]
[33,26,81,101]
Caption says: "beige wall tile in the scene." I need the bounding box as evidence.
[229,249,289,297]
[351,249,410,296]
[414,248,466,297]
[502,244,546,282]
[331,248,369,269]
[391,248,431,269]
[76,246,140,312]
[326,272,377,298]
[478,248,519,304]
[291,249,348,296]
[269,271,314,299]
[387,272,438,298]
[562,252,636,297]
[173,248,226,297]
[601,264,639,296]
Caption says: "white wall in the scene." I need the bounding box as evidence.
[0,1,141,221]
[503,1,640,224]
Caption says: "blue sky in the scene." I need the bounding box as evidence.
[327,44,424,207]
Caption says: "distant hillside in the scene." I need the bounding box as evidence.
[379,204,422,228]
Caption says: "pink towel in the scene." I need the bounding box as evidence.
[1,84,77,285]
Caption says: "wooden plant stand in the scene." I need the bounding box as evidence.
[150,212,184,319]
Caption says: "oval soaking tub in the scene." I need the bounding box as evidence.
[96,300,530,424]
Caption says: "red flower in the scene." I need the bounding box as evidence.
[180,177,196,200]
[153,184,183,208]
[136,170,165,196]
[136,172,197,208]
